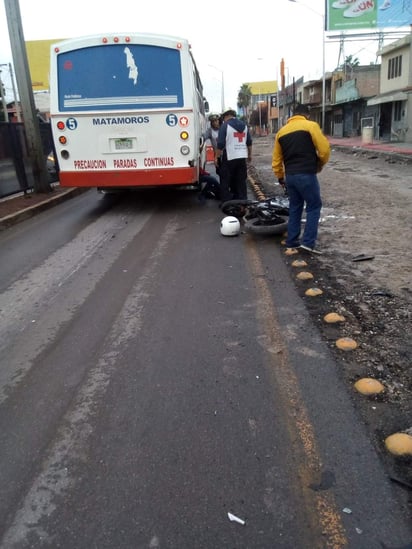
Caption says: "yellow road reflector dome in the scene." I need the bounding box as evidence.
[354,378,384,395]
[296,271,314,280]
[336,337,358,351]
[305,287,323,296]
[291,259,308,268]
[385,433,412,456]
[324,312,345,323]
[285,248,298,256]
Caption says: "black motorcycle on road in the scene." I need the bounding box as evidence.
[221,195,289,235]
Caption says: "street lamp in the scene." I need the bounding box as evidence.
[208,64,225,112]
[288,0,326,131]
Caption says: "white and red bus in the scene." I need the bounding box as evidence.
[49,33,208,190]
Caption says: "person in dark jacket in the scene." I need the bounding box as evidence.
[215,109,252,203]
[272,104,330,254]
[198,166,220,202]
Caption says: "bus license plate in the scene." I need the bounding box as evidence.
[114,138,133,151]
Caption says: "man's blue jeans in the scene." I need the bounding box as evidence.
[285,173,322,249]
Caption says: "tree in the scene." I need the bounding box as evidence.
[249,104,268,132]
[237,84,252,119]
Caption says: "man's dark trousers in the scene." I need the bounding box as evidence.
[219,158,248,202]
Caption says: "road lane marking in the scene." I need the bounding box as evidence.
[245,236,347,548]
[0,219,179,547]
[0,209,153,404]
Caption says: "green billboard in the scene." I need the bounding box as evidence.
[326,0,412,31]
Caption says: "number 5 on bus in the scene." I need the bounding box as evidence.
[49,33,209,191]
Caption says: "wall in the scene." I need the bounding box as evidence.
[379,35,411,94]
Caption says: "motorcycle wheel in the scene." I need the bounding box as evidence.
[221,199,253,218]
[244,216,288,235]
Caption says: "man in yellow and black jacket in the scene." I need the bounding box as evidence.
[272,104,330,254]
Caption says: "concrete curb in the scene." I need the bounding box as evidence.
[330,144,412,165]
[0,187,90,231]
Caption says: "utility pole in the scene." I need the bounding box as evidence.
[208,65,225,112]
[4,0,51,192]
[0,63,21,121]
[9,62,21,122]
[0,68,8,121]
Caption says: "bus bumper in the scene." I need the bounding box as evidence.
[59,167,199,188]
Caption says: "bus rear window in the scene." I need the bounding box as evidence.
[57,44,183,111]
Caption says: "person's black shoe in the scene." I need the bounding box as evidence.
[299,244,323,255]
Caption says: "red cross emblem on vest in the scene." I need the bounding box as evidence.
[234,131,246,142]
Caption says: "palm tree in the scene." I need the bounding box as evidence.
[340,54,360,76]
[237,83,252,120]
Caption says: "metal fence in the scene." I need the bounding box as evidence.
[0,122,57,198]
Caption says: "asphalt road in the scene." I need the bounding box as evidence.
[0,188,411,548]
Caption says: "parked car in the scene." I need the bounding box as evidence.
[46,151,59,183]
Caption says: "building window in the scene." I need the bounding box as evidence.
[394,101,402,121]
[387,55,402,79]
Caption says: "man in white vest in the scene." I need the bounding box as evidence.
[215,109,252,203]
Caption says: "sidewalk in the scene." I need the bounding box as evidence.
[0,186,88,230]
[328,135,412,160]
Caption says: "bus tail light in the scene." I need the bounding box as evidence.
[57,121,65,130]
[59,136,67,145]
[61,150,70,160]
[180,145,190,155]
[180,131,189,140]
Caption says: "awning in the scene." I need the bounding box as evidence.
[367,91,408,106]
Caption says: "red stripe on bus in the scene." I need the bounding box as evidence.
[59,167,198,188]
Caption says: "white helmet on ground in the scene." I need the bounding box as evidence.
[220,216,240,236]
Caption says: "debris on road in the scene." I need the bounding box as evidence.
[227,512,246,525]
[352,254,375,262]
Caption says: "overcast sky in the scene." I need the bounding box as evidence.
[0,0,405,112]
